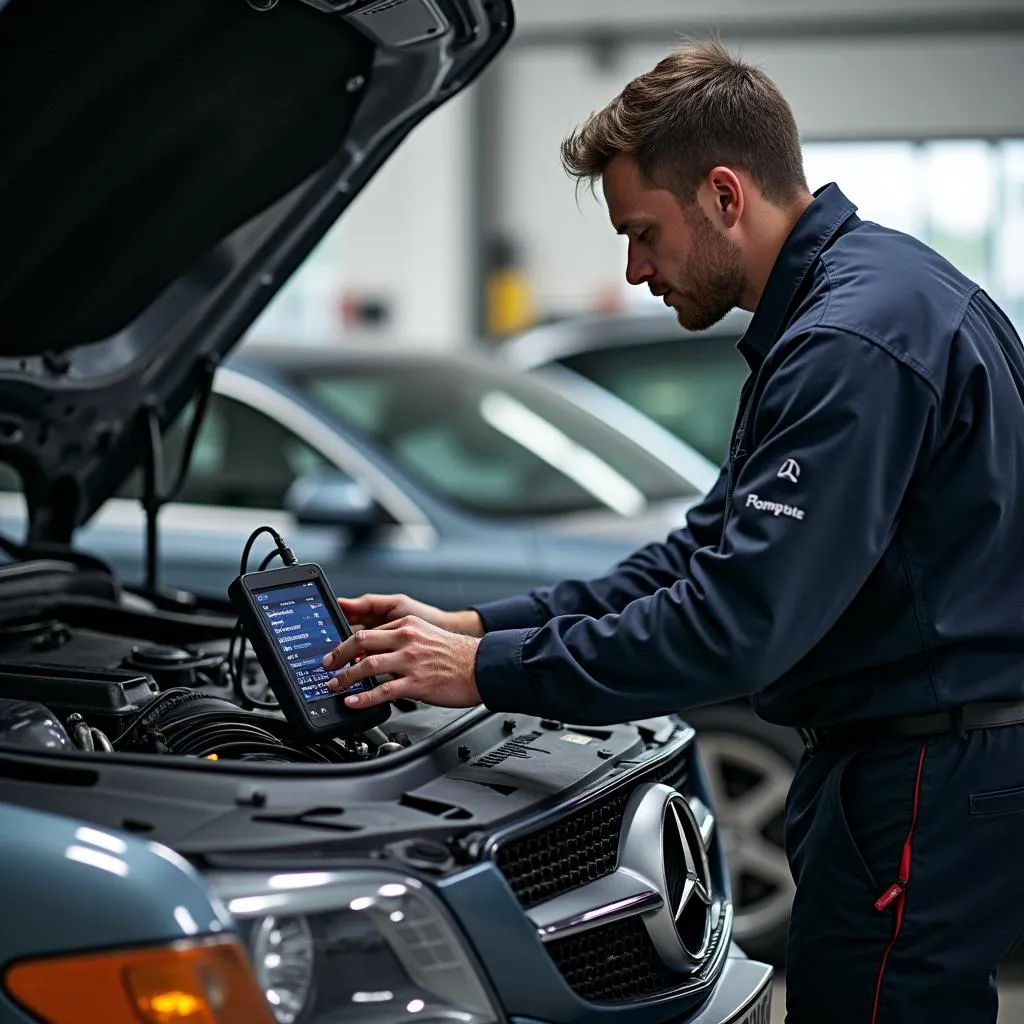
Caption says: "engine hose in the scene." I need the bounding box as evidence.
[192,740,321,762]
[164,716,282,746]
[155,709,274,741]
[67,714,94,751]
[169,723,281,757]
[90,727,114,752]
[308,742,355,764]
[112,688,206,748]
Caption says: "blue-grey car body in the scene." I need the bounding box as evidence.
[0,803,233,1024]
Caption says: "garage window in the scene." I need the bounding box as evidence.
[803,139,1024,332]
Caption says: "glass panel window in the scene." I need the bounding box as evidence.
[998,141,1024,330]
[117,395,334,510]
[804,142,922,237]
[0,463,20,493]
[803,139,1024,332]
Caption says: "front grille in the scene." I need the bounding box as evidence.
[493,746,692,910]
[545,911,725,1004]
[546,917,678,1004]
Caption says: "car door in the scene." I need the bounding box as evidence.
[70,377,468,607]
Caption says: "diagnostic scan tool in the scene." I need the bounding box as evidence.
[229,563,390,738]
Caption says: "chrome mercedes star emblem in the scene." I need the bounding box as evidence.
[615,783,714,972]
[663,793,713,958]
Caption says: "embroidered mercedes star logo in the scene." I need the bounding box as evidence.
[777,458,801,483]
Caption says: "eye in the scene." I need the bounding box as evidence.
[637,227,653,245]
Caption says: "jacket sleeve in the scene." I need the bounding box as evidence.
[470,465,729,632]
[474,328,938,724]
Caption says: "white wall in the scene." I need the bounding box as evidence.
[252,0,1024,345]
[332,91,475,348]
[512,0,1024,30]
[494,28,1024,318]
[250,88,475,350]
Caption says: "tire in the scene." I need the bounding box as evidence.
[683,702,803,966]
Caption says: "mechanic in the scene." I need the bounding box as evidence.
[322,40,1024,1024]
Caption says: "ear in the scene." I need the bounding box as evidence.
[703,166,743,229]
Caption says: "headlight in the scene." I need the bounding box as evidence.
[252,914,315,1023]
[208,870,499,1024]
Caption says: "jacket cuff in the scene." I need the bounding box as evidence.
[475,628,538,713]
[472,594,547,633]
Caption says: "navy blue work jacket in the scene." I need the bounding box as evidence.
[474,185,1024,728]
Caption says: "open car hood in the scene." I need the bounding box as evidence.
[0,0,513,544]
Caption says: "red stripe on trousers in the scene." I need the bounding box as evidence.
[870,739,929,1024]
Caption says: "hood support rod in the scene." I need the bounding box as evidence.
[140,360,217,595]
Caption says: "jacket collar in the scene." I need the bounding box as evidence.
[738,183,858,367]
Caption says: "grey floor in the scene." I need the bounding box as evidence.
[768,965,1024,1022]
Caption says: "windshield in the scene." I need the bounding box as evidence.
[281,360,701,518]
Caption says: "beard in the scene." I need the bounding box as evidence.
[669,206,746,332]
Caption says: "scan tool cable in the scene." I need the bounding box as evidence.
[229,526,297,710]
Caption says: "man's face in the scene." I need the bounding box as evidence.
[603,154,745,331]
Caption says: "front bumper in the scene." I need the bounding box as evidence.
[506,953,774,1024]
[438,858,771,1024]
[670,954,773,1024]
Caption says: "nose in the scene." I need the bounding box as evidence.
[625,242,654,288]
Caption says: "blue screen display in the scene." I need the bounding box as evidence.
[255,580,371,704]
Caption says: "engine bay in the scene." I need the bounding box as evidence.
[0,555,694,868]
[0,558,424,765]
[0,623,391,764]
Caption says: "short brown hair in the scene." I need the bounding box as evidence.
[561,39,807,205]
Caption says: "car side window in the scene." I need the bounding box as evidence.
[0,463,20,493]
[118,394,333,509]
[562,341,748,466]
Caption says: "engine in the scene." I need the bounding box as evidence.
[0,606,405,764]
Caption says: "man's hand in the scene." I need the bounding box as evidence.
[322,616,482,710]
[338,593,483,637]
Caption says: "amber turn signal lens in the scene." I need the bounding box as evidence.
[4,935,274,1024]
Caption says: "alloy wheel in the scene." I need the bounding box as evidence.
[696,731,796,946]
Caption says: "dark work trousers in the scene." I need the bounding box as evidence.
[784,723,1024,1023]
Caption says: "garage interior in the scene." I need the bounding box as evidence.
[1,0,1023,1022]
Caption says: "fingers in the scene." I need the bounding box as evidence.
[337,594,407,627]
[342,676,403,709]
[322,617,415,671]
[327,652,403,692]
[320,619,482,712]
[322,632,360,671]
[324,625,413,681]
[322,618,427,706]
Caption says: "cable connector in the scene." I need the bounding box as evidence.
[265,527,296,566]
[239,526,297,575]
